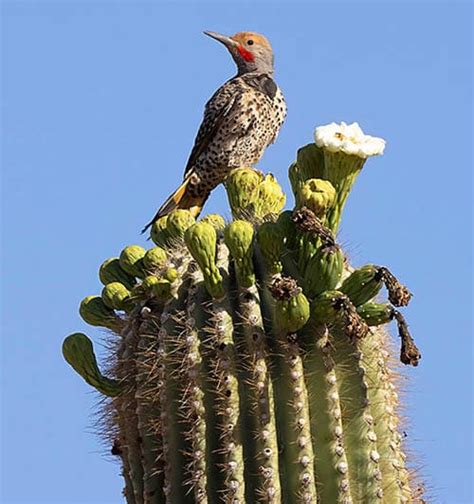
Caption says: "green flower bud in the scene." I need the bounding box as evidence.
[153,278,173,300]
[163,268,179,283]
[357,302,394,326]
[99,258,136,290]
[270,277,310,333]
[185,222,224,298]
[257,221,285,274]
[143,246,167,272]
[276,210,298,250]
[130,275,159,300]
[288,144,325,197]
[79,295,119,330]
[141,275,160,290]
[167,209,196,239]
[119,245,146,278]
[254,174,286,219]
[304,245,344,298]
[62,333,121,397]
[311,290,346,325]
[298,178,336,217]
[312,290,368,339]
[275,291,310,334]
[340,265,383,306]
[151,216,171,248]
[101,282,133,311]
[225,167,263,217]
[288,161,300,196]
[200,213,226,232]
[224,220,255,288]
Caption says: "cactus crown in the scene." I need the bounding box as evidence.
[64,126,423,503]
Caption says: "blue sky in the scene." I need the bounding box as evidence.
[1,1,472,503]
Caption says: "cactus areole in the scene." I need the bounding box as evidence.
[64,123,423,503]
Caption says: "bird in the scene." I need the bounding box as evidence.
[142,30,287,233]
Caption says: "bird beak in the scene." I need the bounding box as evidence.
[203,31,238,49]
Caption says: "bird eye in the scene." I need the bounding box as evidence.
[247,39,254,46]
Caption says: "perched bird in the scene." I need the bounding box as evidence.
[142,30,287,233]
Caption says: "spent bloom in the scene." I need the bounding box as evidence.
[314,122,386,159]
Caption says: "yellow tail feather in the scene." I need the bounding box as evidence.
[141,178,207,233]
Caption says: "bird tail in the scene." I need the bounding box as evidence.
[141,177,208,234]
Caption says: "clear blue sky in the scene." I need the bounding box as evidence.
[1,1,472,503]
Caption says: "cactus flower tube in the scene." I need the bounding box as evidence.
[314,121,386,232]
[63,126,423,503]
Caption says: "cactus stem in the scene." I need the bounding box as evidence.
[207,243,246,503]
[302,325,354,503]
[135,308,166,504]
[280,335,318,503]
[330,326,383,502]
[359,327,413,502]
[154,255,192,502]
[261,276,317,501]
[179,268,209,503]
[234,281,281,502]
[117,328,145,504]
[118,439,138,504]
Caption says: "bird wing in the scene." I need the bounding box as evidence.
[183,81,240,179]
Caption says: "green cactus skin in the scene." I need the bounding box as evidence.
[230,245,281,501]
[64,134,424,503]
[357,302,394,326]
[302,325,354,503]
[322,150,366,232]
[118,326,146,504]
[303,244,344,299]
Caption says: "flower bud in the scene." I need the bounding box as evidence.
[167,209,196,239]
[185,222,224,298]
[298,178,336,217]
[143,247,167,272]
[101,282,133,311]
[119,245,146,278]
[99,258,137,290]
[257,221,285,274]
[62,333,121,397]
[224,220,255,287]
[79,295,120,330]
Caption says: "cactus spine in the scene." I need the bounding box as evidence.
[63,126,423,503]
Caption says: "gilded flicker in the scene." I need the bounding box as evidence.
[142,30,287,232]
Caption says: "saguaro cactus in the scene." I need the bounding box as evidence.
[63,122,423,503]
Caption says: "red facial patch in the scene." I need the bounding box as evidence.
[237,45,255,62]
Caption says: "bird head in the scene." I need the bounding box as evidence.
[204,31,274,75]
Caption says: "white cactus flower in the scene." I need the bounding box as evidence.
[314,122,386,159]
